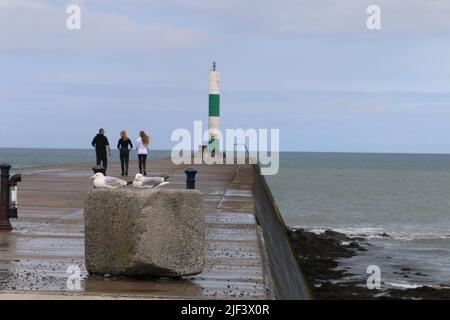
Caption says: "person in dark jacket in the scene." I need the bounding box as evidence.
[91,128,111,174]
[117,130,133,176]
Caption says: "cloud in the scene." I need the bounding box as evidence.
[238,0,450,41]
[92,0,450,41]
[5,0,448,58]
[0,0,208,55]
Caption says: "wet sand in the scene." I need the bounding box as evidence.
[288,228,450,300]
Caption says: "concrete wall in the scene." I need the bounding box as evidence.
[253,164,311,300]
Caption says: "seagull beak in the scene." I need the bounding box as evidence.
[89,175,96,180]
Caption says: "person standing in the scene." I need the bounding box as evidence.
[117,130,133,176]
[136,130,150,176]
[91,128,111,174]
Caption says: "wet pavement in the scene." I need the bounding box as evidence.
[0,160,273,299]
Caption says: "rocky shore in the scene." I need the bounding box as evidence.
[288,228,450,300]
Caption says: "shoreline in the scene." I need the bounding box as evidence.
[288,228,450,300]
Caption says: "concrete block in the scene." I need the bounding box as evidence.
[84,188,204,277]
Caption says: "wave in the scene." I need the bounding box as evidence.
[291,226,450,241]
[385,281,423,289]
[385,281,450,290]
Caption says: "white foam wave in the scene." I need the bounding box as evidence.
[291,225,450,241]
[386,281,422,289]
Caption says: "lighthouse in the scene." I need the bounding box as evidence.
[208,62,220,153]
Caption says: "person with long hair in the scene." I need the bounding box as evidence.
[117,130,133,176]
[136,130,150,176]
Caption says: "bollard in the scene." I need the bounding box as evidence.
[92,165,106,175]
[0,164,22,230]
[0,164,11,230]
[9,174,22,219]
[185,168,198,189]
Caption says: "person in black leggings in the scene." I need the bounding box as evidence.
[91,128,111,174]
[136,130,150,176]
[117,130,133,176]
[138,154,147,175]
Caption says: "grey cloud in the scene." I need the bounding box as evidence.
[0,0,208,55]
[89,0,450,39]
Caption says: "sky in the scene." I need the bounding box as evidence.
[0,0,449,152]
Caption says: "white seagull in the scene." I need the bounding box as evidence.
[133,174,170,189]
[89,173,127,188]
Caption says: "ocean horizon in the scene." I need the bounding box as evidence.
[0,148,172,169]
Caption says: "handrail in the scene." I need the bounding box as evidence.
[234,143,257,164]
[233,143,250,157]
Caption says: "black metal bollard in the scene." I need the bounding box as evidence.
[185,168,198,189]
[92,165,106,175]
[0,163,22,230]
[0,164,11,230]
[9,174,22,219]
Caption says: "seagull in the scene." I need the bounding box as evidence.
[133,174,170,189]
[89,173,128,188]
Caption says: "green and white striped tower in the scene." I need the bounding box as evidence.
[208,62,220,153]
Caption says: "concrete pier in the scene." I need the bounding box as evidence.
[0,159,275,299]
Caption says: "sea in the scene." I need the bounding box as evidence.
[0,148,171,169]
[266,152,450,290]
[1,149,449,290]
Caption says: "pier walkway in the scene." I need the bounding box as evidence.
[0,160,274,299]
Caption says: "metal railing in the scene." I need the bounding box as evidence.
[234,143,257,164]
